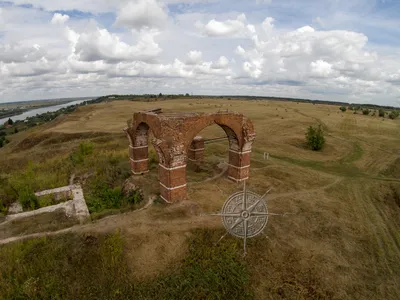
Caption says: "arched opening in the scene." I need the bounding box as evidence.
[125,121,167,198]
[186,124,237,183]
[126,122,165,175]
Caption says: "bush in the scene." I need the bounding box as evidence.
[18,189,40,210]
[340,106,346,112]
[69,142,94,165]
[362,109,370,115]
[306,125,325,151]
[389,110,399,120]
[87,184,123,213]
[379,109,385,117]
[125,189,143,205]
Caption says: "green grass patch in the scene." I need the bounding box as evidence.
[37,192,73,208]
[340,142,364,163]
[0,229,253,300]
[134,229,253,299]
[0,230,132,299]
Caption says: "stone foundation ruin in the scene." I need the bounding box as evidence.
[124,109,256,203]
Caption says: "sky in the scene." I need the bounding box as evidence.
[0,0,400,106]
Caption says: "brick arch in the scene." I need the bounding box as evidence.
[125,109,256,203]
[184,114,255,184]
[125,120,167,175]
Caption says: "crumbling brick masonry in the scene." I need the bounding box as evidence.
[124,109,256,203]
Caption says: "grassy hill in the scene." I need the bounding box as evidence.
[0,98,399,299]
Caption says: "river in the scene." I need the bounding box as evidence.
[0,99,91,125]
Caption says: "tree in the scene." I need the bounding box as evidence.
[362,109,370,115]
[389,110,399,120]
[185,93,190,97]
[158,93,163,97]
[14,127,18,134]
[379,109,385,117]
[340,106,347,112]
[306,125,325,151]
[0,139,3,148]
[7,118,13,125]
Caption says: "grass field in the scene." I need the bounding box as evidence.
[0,98,399,299]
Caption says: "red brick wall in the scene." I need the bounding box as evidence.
[126,110,256,203]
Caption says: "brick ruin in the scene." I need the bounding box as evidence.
[124,109,256,203]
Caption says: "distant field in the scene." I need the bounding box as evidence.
[0,98,399,299]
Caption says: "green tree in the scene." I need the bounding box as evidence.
[379,109,385,117]
[7,118,13,125]
[362,109,370,115]
[389,110,399,119]
[340,106,346,112]
[306,125,325,151]
[0,139,3,148]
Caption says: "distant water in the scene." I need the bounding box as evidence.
[0,99,90,125]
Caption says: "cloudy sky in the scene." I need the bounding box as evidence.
[1,0,400,106]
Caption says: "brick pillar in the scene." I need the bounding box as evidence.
[130,144,149,175]
[129,123,150,175]
[227,148,251,182]
[188,136,205,163]
[158,163,187,202]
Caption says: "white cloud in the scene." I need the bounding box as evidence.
[68,27,162,62]
[51,13,69,25]
[186,50,202,65]
[261,17,274,34]
[310,60,333,77]
[203,14,247,37]
[0,44,48,63]
[1,1,400,105]
[212,56,229,69]
[115,0,168,29]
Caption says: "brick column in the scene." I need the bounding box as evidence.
[130,144,149,175]
[227,149,251,182]
[188,136,205,163]
[158,163,187,202]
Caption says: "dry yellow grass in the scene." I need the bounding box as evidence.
[1,97,400,299]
